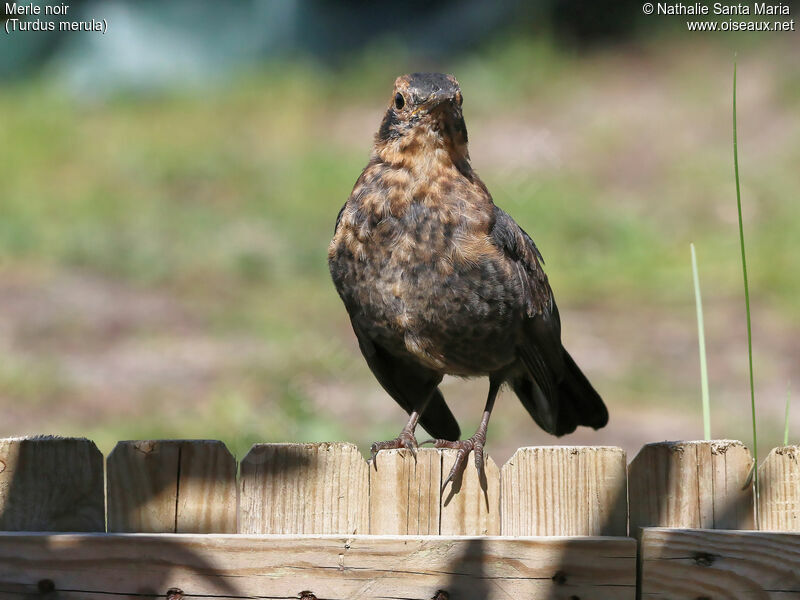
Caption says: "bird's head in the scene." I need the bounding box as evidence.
[374,73,469,168]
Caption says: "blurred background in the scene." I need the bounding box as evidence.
[1,0,798,464]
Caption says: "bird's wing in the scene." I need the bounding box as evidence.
[489,206,556,322]
[489,206,566,432]
[349,318,461,441]
[333,201,347,234]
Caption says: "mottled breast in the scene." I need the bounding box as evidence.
[329,160,525,375]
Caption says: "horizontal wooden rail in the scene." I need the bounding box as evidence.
[2,530,800,599]
[640,528,800,597]
[0,532,637,600]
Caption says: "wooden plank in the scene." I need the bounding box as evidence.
[369,447,441,535]
[500,446,627,536]
[759,445,800,531]
[175,441,236,533]
[0,533,637,599]
[640,527,800,598]
[440,450,501,535]
[107,440,178,533]
[0,436,103,532]
[628,440,754,533]
[107,440,236,533]
[239,442,368,535]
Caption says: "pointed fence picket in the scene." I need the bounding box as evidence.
[758,445,800,531]
[107,439,237,533]
[628,439,755,532]
[238,442,368,535]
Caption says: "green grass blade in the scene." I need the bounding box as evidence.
[691,243,711,440]
[785,381,791,446]
[733,58,759,527]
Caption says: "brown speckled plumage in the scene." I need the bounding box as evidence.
[329,73,607,486]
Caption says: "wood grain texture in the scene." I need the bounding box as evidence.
[239,442,368,535]
[107,440,236,533]
[759,445,800,531]
[369,447,441,535]
[640,527,800,598]
[500,446,627,536]
[175,440,236,533]
[0,533,637,600]
[628,440,754,534]
[440,450,500,535]
[0,436,103,532]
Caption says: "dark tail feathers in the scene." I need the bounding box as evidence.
[513,348,608,437]
[419,388,461,441]
[554,350,608,435]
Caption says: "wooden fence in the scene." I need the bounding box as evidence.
[0,437,798,599]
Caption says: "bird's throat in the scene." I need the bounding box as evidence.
[376,126,470,181]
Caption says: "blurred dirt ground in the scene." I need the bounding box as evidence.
[1,37,798,464]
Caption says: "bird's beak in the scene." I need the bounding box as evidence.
[409,91,458,117]
[424,90,457,111]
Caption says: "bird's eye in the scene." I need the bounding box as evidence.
[394,92,405,110]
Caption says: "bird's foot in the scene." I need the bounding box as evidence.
[369,429,418,469]
[423,432,487,493]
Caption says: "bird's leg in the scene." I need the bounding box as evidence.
[425,377,501,492]
[369,410,422,467]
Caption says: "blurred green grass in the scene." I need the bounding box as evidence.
[1,35,798,459]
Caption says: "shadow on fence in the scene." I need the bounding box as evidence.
[545,469,628,599]
[440,538,489,600]
[0,438,272,597]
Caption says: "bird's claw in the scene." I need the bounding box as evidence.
[369,431,418,469]
[428,436,486,493]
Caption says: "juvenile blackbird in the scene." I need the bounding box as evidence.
[328,73,608,489]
